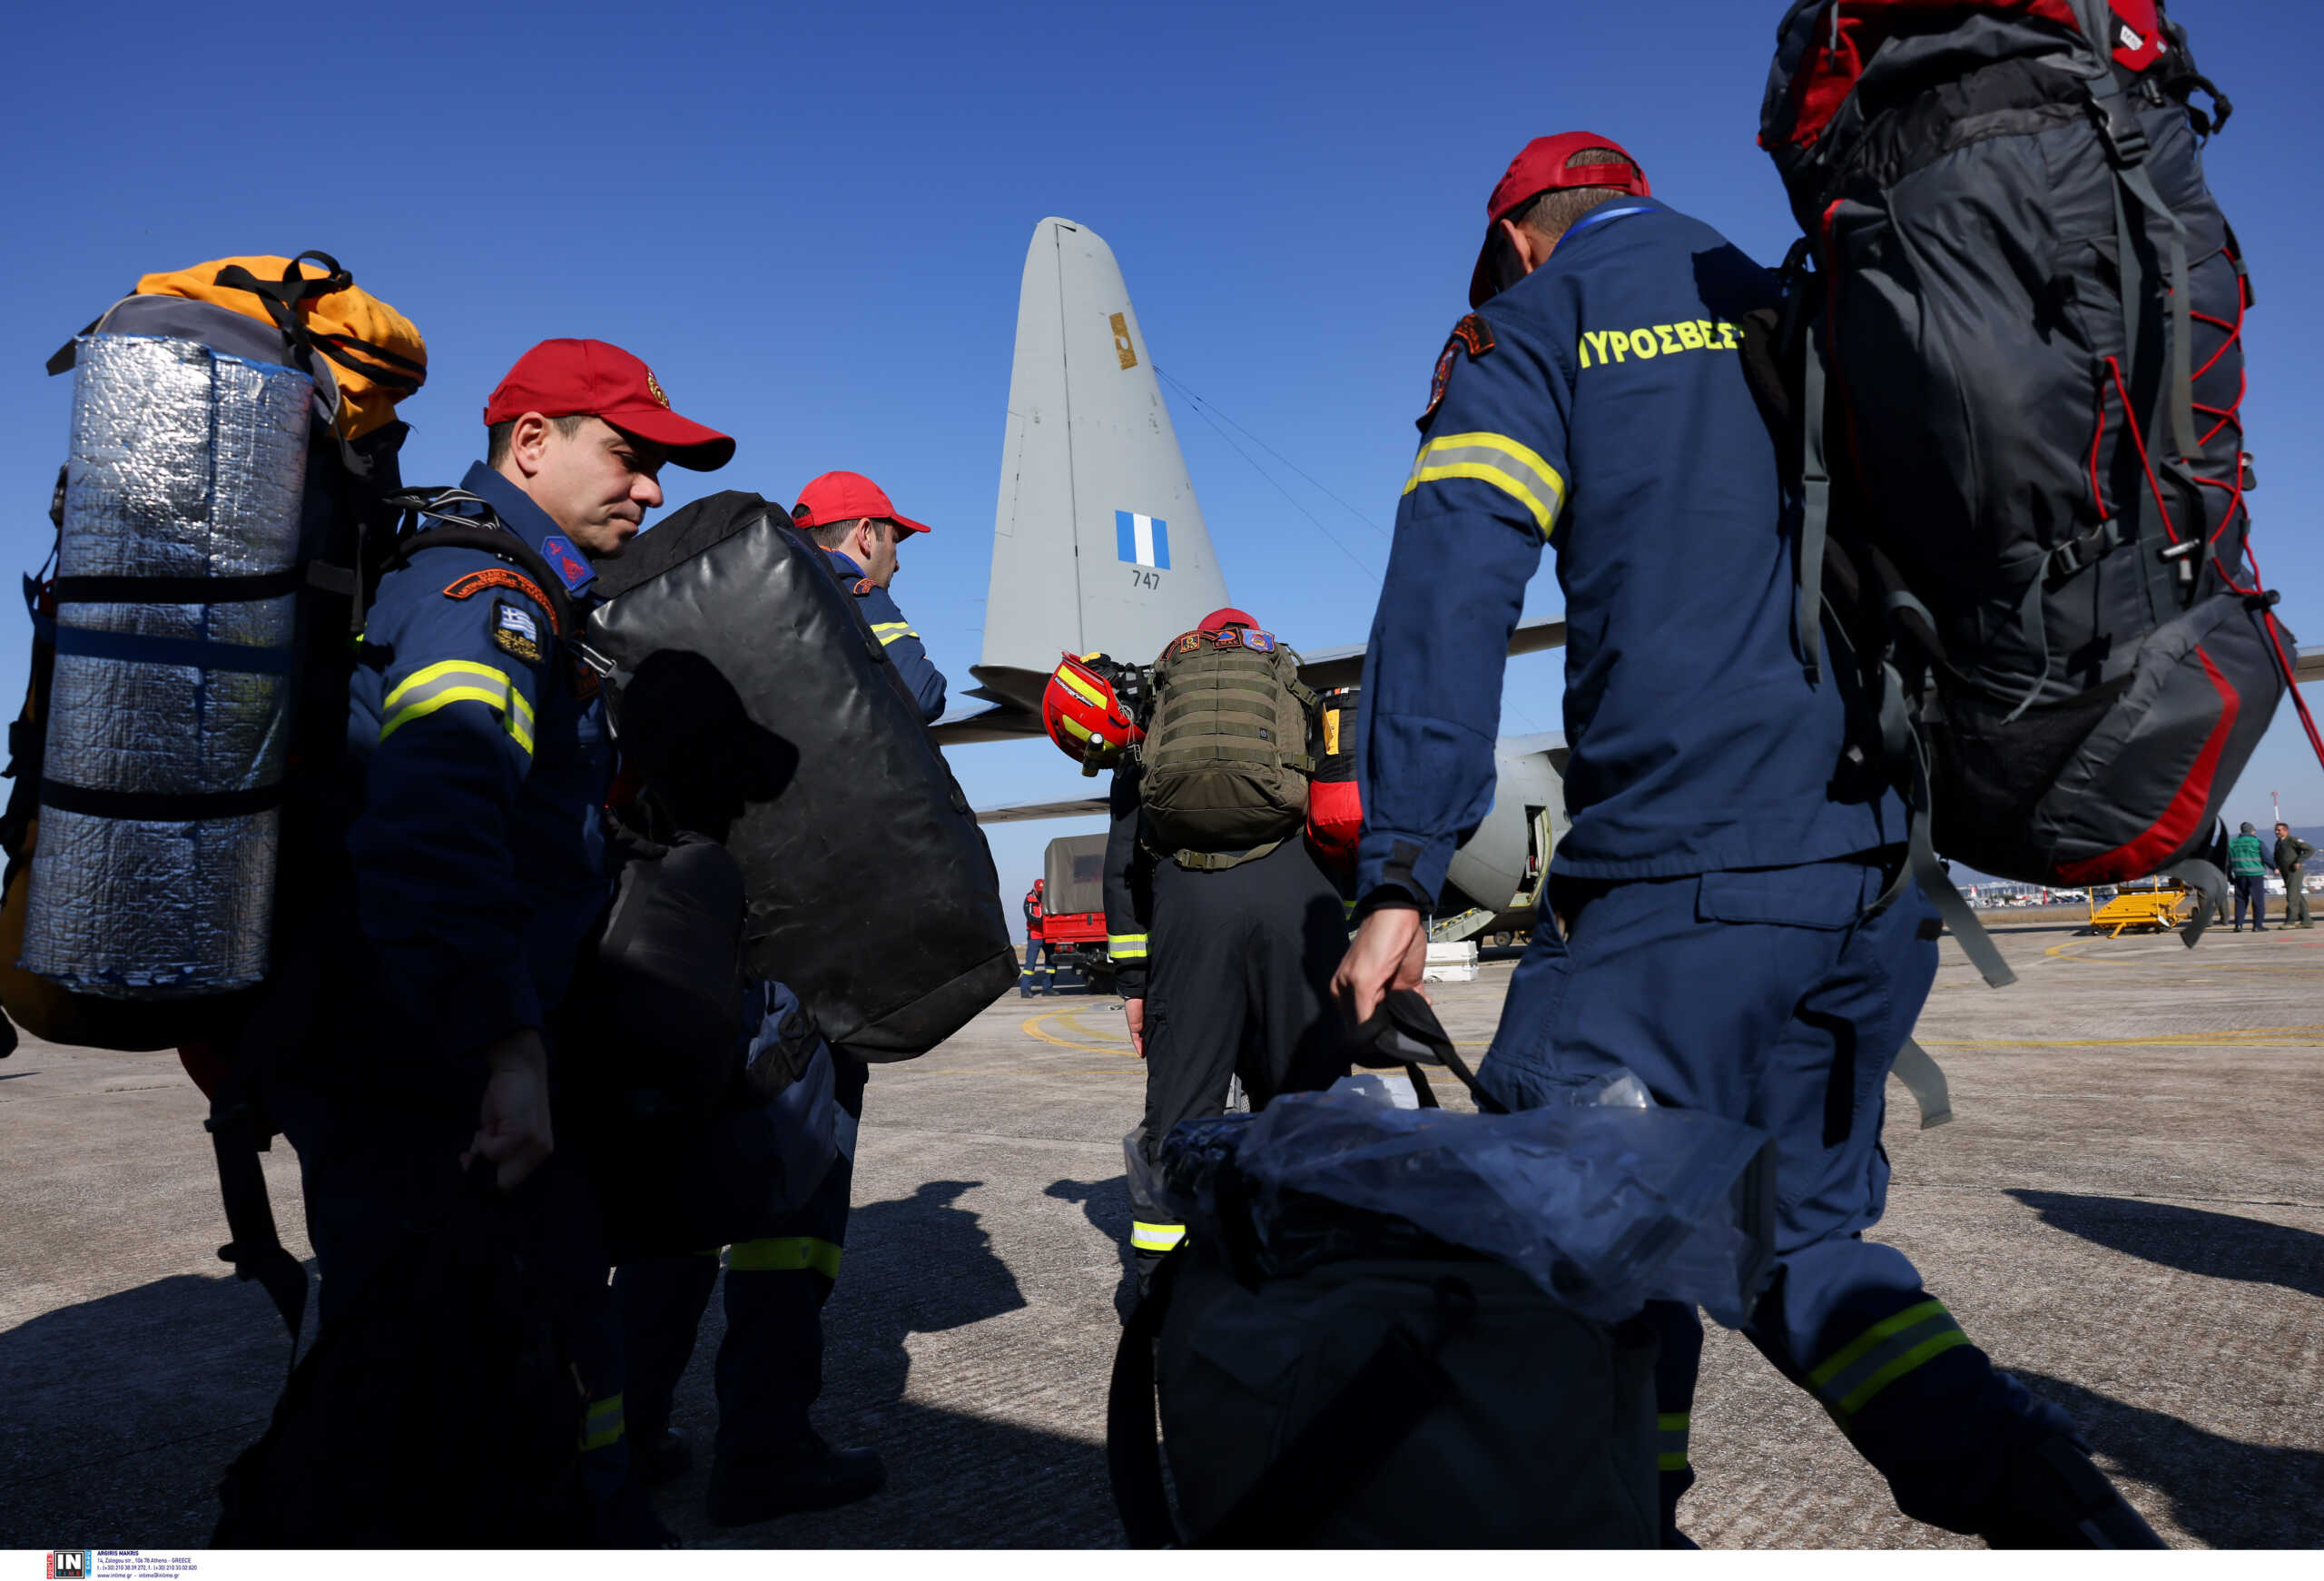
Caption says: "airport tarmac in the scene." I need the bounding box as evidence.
[3,915,2319,1550]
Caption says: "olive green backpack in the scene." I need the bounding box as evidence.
[1139,627,1318,864]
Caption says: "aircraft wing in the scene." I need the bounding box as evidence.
[2298,646,2324,685]
[1295,614,1567,692]
[931,700,1042,746]
[975,795,1109,825]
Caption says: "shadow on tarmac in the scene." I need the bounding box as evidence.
[1045,1175,1138,1320]
[0,1266,311,1547]
[660,1177,1126,1546]
[2007,1190,2324,1301]
[2016,1369,2324,1548]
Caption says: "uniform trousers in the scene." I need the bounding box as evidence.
[271,1072,631,1502]
[2233,874,2268,929]
[1019,939,1056,995]
[1128,836,1353,1257]
[618,1052,867,1463]
[1476,857,2076,1541]
[2281,874,2310,926]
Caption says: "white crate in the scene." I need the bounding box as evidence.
[1422,942,1480,983]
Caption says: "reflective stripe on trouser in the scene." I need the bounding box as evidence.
[1657,1412,1690,1473]
[1808,1299,1971,1419]
[1131,1220,1186,1254]
[1476,862,2076,1537]
[582,1391,626,1452]
[727,1236,842,1279]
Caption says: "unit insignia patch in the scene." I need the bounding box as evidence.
[491,599,544,666]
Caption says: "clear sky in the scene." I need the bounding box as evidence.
[4,1,2318,924]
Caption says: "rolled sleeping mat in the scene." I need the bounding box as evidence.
[587,491,1018,1059]
[22,333,310,998]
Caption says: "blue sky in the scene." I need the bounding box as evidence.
[4,1,2318,920]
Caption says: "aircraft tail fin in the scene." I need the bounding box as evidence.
[974,218,1229,711]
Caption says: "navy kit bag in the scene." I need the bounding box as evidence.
[1754,0,2305,979]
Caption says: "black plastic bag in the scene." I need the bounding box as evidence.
[586,492,1015,1059]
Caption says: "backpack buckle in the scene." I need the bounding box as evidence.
[2087,90,2151,166]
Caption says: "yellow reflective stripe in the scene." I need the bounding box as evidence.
[870,620,919,647]
[1130,1220,1185,1252]
[1657,1411,1689,1471]
[726,1236,843,1279]
[1055,667,1108,708]
[1403,430,1567,538]
[1108,934,1149,958]
[379,659,536,756]
[1834,1329,1971,1417]
[1807,1299,1970,1417]
[580,1392,625,1452]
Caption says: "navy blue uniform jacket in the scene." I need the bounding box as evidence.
[341,461,613,1079]
[1356,200,1902,906]
[824,548,947,723]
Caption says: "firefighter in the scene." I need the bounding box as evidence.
[1022,877,1055,997]
[1332,133,2162,1547]
[1109,607,1354,1283]
[269,338,734,1544]
[790,470,947,723]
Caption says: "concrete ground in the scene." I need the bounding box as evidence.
[2,915,2319,1548]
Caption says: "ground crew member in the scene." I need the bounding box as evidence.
[2230,822,2270,932]
[1332,134,2161,1548]
[1111,606,1353,1282]
[791,470,947,723]
[270,337,734,1544]
[1022,877,1055,996]
[2272,822,2312,929]
[618,469,939,1526]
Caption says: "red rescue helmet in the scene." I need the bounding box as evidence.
[1200,606,1257,635]
[1042,652,1144,774]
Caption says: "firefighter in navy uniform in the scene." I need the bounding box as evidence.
[614,469,948,1527]
[1022,878,1055,996]
[1103,608,1354,1280]
[1332,134,2162,1548]
[790,470,947,723]
[269,338,735,1544]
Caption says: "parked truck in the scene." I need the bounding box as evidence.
[1037,833,1113,992]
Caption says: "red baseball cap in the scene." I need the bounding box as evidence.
[1199,607,1258,634]
[1469,132,1651,308]
[483,338,735,470]
[790,471,932,536]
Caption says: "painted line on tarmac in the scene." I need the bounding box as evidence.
[1921,1033,2324,1049]
[2042,937,2324,973]
[1022,1008,1137,1058]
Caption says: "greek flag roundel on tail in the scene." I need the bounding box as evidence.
[1117,511,1170,571]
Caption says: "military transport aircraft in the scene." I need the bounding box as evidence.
[931,216,1564,942]
[934,216,2324,943]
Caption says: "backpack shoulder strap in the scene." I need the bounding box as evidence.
[380,489,579,639]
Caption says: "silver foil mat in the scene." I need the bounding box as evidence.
[21,334,310,997]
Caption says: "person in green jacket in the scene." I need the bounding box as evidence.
[2230,822,2270,933]
[2273,822,2315,929]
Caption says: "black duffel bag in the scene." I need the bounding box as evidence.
[586,490,1015,1059]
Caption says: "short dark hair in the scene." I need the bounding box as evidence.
[485,412,589,467]
[800,515,891,551]
[1509,147,1640,242]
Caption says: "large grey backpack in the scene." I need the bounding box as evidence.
[1757,0,2306,983]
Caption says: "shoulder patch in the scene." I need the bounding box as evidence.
[1213,627,1243,648]
[537,532,595,593]
[491,599,545,666]
[1418,312,1497,434]
[444,567,560,635]
[854,578,875,597]
[1244,629,1275,653]
[1177,633,1201,656]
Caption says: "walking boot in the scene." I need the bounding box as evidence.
[707,1437,887,1527]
